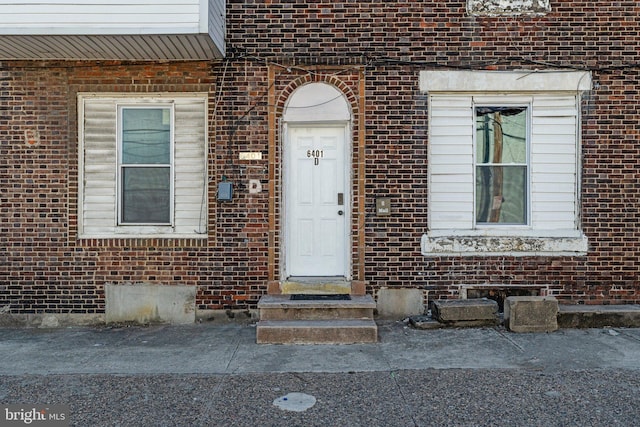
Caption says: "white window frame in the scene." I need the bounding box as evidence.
[420,70,591,256]
[116,104,175,226]
[473,100,531,228]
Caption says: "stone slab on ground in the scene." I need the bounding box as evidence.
[504,296,558,333]
[558,304,640,328]
[432,299,499,326]
[376,288,425,320]
[406,315,444,330]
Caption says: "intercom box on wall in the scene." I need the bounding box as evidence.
[217,181,233,201]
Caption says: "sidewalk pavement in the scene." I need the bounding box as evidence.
[1,321,639,375]
[2,322,640,426]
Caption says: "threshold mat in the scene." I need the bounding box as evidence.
[290,294,352,301]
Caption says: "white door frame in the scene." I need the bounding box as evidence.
[282,122,352,280]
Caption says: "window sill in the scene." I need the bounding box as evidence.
[78,232,208,240]
[421,230,588,257]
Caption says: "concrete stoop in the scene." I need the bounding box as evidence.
[256,295,378,344]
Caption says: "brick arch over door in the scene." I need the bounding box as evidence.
[282,81,351,122]
[266,67,367,294]
[275,74,359,118]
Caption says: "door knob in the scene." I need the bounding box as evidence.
[338,210,344,215]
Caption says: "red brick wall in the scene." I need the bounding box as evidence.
[1,1,639,315]
[223,0,640,305]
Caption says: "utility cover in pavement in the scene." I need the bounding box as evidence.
[273,393,317,412]
[290,294,351,301]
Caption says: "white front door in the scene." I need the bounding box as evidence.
[285,125,349,278]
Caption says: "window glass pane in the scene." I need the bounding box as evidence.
[122,108,170,164]
[476,165,527,224]
[476,107,526,165]
[475,106,527,225]
[122,167,170,223]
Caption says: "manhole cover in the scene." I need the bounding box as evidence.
[290,294,351,301]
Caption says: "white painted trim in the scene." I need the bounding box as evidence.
[283,83,351,122]
[421,232,588,257]
[80,234,207,240]
[281,82,353,280]
[420,70,592,93]
[473,101,531,227]
[116,104,175,227]
[199,0,209,33]
[77,95,87,239]
[426,228,584,238]
[467,0,551,16]
[282,123,352,280]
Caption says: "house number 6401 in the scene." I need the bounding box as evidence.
[307,149,324,166]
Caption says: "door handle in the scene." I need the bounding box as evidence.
[338,210,344,216]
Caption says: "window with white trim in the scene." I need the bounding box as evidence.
[420,70,590,256]
[79,94,207,238]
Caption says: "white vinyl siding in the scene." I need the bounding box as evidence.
[530,96,578,230]
[0,1,225,60]
[429,96,474,230]
[0,1,203,34]
[207,0,226,53]
[79,94,207,239]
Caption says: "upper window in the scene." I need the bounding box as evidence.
[78,94,208,239]
[467,0,551,16]
[419,70,591,256]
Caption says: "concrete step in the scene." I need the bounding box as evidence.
[558,305,640,328]
[257,295,375,321]
[280,277,351,295]
[256,319,378,344]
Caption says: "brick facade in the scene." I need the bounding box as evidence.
[1,1,639,318]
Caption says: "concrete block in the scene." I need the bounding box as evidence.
[376,288,425,320]
[504,296,558,333]
[432,299,499,326]
[557,305,640,328]
[105,283,196,325]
